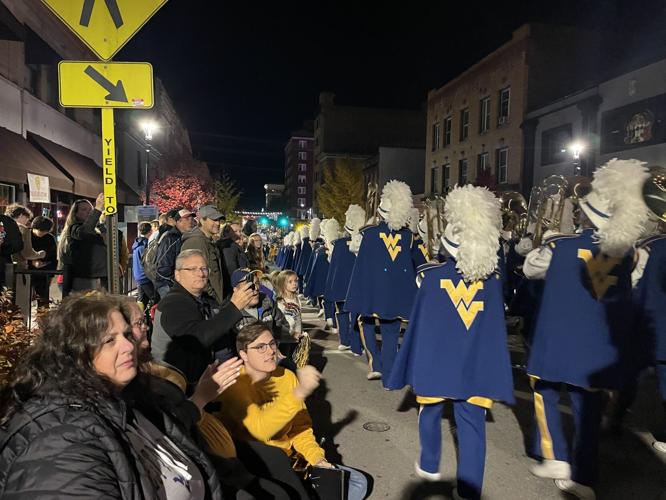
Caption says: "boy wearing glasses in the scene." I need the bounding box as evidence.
[216,321,368,500]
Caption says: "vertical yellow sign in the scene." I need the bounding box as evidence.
[102,108,117,215]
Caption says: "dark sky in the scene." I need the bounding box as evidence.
[120,0,666,209]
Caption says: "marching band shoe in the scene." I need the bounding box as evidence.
[317,309,325,318]
[652,441,666,453]
[554,479,596,500]
[530,459,571,479]
[414,462,441,482]
[366,371,382,380]
[337,344,351,351]
[352,352,363,357]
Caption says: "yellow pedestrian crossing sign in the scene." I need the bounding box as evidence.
[41,0,168,61]
[59,61,154,108]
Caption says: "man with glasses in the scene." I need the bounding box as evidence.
[155,209,197,299]
[216,321,368,500]
[151,249,256,385]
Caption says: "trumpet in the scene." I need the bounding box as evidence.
[423,196,446,257]
[532,175,568,248]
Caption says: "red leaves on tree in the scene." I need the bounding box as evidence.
[146,154,216,212]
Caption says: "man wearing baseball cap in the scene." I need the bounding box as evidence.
[181,205,226,303]
[155,208,196,298]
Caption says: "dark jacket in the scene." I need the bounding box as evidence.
[151,281,243,383]
[0,215,22,288]
[217,238,248,293]
[66,208,107,278]
[236,293,292,344]
[155,225,183,289]
[0,378,222,499]
[181,227,225,304]
[30,232,57,271]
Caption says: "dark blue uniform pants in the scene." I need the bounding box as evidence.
[531,378,603,486]
[419,401,487,500]
[335,302,351,347]
[359,316,401,385]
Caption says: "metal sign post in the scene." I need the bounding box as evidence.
[102,108,120,293]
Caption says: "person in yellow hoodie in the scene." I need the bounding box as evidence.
[216,320,368,500]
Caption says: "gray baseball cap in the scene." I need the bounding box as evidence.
[198,205,225,221]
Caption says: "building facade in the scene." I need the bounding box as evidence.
[264,183,285,212]
[525,56,666,188]
[425,23,605,197]
[363,147,426,198]
[283,130,314,219]
[313,92,425,210]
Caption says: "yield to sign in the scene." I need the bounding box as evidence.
[41,0,168,61]
[58,61,154,108]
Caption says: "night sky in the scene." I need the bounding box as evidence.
[120,0,666,209]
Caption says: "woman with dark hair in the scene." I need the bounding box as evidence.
[245,233,266,272]
[57,194,107,295]
[29,215,57,306]
[0,292,224,499]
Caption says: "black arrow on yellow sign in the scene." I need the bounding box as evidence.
[79,0,124,29]
[84,65,128,102]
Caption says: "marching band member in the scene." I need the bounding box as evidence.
[280,231,295,271]
[388,185,514,500]
[292,230,302,275]
[305,219,329,310]
[345,180,418,386]
[302,219,322,304]
[325,205,366,352]
[409,207,429,267]
[294,225,311,294]
[524,159,650,500]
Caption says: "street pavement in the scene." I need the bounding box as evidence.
[300,304,666,499]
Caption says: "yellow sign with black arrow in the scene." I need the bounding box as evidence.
[58,61,153,108]
[41,0,168,61]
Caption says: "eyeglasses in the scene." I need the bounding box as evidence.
[132,318,148,329]
[247,340,279,354]
[179,266,210,274]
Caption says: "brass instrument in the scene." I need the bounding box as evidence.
[643,165,666,222]
[364,181,379,224]
[532,175,568,248]
[499,191,527,240]
[423,196,446,257]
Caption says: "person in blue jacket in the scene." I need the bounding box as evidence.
[388,185,514,500]
[345,180,419,387]
[523,158,651,500]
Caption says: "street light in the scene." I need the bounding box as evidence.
[568,141,585,175]
[139,120,158,204]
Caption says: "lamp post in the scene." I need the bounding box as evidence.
[568,141,585,176]
[140,120,157,205]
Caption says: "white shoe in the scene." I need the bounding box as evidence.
[414,462,441,481]
[337,344,351,351]
[653,441,666,453]
[554,479,596,500]
[530,459,571,479]
[317,309,325,318]
[367,371,382,380]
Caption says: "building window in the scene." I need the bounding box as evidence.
[298,151,307,160]
[298,139,307,148]
[477,152,489,175]
[496,148,508,183]
[541,124,572,165]
[430,165,442,194]
[459,108,469,141]
[444,116,452,146]
[298,163,307,172]
[479,96,491,133]
[297,186,306,195]
[458,158,468,185]
[298,175,306,183]
[432,122,441,151]
[443,163,451,191]
[298,197,306,207]
[498,87,510,125]
[0,182,16,207]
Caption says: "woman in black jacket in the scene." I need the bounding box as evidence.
[0,293,223,499]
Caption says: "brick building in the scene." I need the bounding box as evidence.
[283,129,314,219]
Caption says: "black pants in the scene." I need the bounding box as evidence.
[138,281,156,305]
[235,440,310,500]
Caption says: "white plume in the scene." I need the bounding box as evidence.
[299,225,309,239]
[309,218,321,240]
[408,207,420,233]
[380,180,413,231]
[293,231,302,246]
[444,185,501,282]
[591,158,650,257]
[322,218,340,244]
[344,204,366,235]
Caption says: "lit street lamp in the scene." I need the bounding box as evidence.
[140,120,157,205]
[568,141,585,176]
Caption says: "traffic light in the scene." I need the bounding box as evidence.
[278,216,288,227]
[259,216,269,225]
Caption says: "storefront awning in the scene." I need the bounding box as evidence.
[31,134,140,205]
[0,126,73,193]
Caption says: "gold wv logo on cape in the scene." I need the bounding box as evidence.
[577,249,620,299]
[379,232,402,261]
[440,279,484,330]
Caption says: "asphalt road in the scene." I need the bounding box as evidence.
[300,305,666,500]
